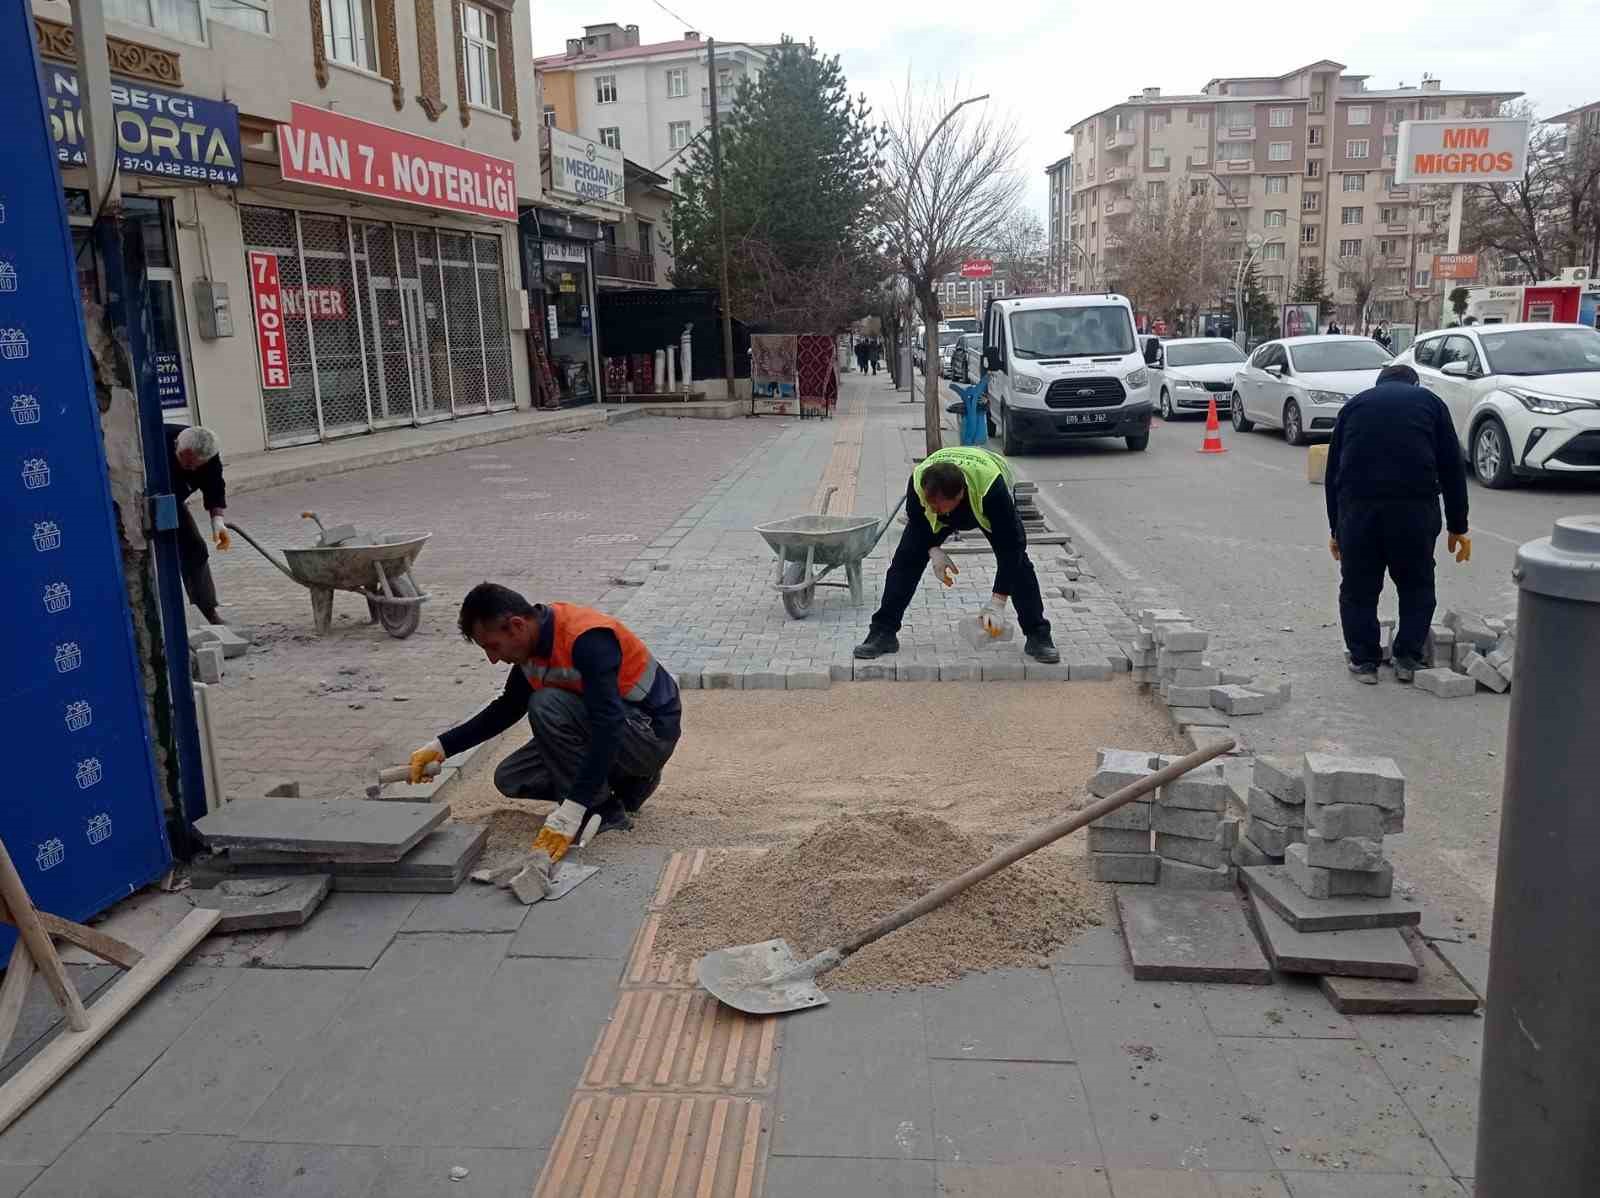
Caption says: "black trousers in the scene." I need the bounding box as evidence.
[177,504,219,616]
[494,689,678,808]
[869,484,1051,638]
[1337,498,1441,666]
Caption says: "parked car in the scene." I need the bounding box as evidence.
[913,324,963,374]
[948,333,983,382]
[1393,322,1600,488]
[982,293,1153,453]
[1230,335,1393,445]
[1144,337,1247,420]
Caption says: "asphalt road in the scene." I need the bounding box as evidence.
[1003,403,1600,934]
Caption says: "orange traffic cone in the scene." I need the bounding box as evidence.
[1198,397,1227,454]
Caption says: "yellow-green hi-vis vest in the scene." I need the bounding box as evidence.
[912,447,1016,534]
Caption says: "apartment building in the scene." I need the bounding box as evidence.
[937,269,1010,318]
[1044,155,1073,292]
[1067,62,1520,329]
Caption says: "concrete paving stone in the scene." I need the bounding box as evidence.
[1443,609,1498,650]
[938,1163,1114,1197]
[1193,973,1357,1039]
[1090,750,1156,798]
[1088,827,1152,854]
[1303,831,1386,873]
[242,935,612,1150]
[1158,649,1207,670]
[1414,667,1475,698]
[185,875,331,932]
[193,798,448,861]
[773,990,932,1160]
[198,1143,544,1198]
[1156,831,1229,870]
[1248,894,1418,980]
[1116,888,1271,984]
[1247,786,1306,828]
[1168,705,1229,731]
[743,669,787,690]
[764,1157,936,1197]
[203,623,251,658]
[1090,852,1160,883]
[1108,1169,1293,1197]
[96,969,362,1135]
[940,662,981,681]
[855,660,897,681]
[786,667,831,689]
[194,643,224,684]
[1428,937,1489,996]
[1246,817,1302,858]
[1158,772,1229,813]
[1156,858,1234,890]
[1252,756,1306,804]
[980,661,1026,681]
[17,1132,233,1198]
[1048,921,1128,967]
[1242,866,1418,932]
[1319,936,1480,1016]
[508,845,664,960]
[924,967,1076,1062]
[897,660,942,681]
[1356,1008,1482,1175]
[262,891,421,969]
[400,878,533,934]
[0,967,239,1166]
[1284,843,1394,899]
[1451,642,1474,670]
[1305,802,1386,840]
[0,964,119,1076]
[1024,661,1072,681]
[0,1165,38,1198]
[1050,965,1274,1171]
[1302,754,1405,811]
[1232,837,1278,868]
[1188,727,1247,756]
[1162,628,1210,652]
[931,1059,1101,1165]
[701,668,743,689]
[1219,671,1255,686]
[1210,685,1269,716]
[1464,652,1508,693]
[1173,667,1223,688]
[1279,1175,1468,1198]
[1068,657,1115,681]
[1166,684,1214,706]
[1151,806,1223,839]
[1220,1036,1451,1176]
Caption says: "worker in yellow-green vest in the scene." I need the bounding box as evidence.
[854,446,1059,664]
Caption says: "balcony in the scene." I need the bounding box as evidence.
[1389,185,1412,199]
[1102,166,1128,183]
[1106,129,1136,149]
[1224,158,1253,171]
[700,88,733,113]
[593,246,656,286]
[1220,125,1257,140]
[1106,196,1134,218]
[1214,190,1247,209]
[1384,221,1410,233]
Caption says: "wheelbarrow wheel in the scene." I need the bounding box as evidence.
[377,575,422,639]
[781,560,815,620]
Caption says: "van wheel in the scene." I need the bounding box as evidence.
[1126,432,1150,451]
[1000,404,1022,455]
[1231,392,1255,432]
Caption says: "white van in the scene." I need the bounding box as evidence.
[982,294,1153,452]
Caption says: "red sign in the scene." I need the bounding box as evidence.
[282,285,346,319]
[277,102,517,222]
[960,259,994,279]
[247,251,291,390]
[1433,253,1480,281]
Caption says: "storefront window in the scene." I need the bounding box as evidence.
[541,240,594,403]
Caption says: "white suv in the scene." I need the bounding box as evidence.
[1394,322,1600,488]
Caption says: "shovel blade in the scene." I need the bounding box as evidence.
[695,939,831,1016]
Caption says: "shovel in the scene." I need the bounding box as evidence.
[696,739,1235,1016]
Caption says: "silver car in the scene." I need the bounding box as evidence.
[1148,337,1247,420]
[1230,335,1393,445]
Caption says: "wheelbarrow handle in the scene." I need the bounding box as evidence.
[225,521,299,584]
[867,493,909,555]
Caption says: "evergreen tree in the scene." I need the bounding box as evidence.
[1293,262,1335,318]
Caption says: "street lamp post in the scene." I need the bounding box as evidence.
[1064,241,1097,292]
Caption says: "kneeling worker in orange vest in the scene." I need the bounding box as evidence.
[408,583,681,870]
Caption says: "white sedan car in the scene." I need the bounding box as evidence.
[1230,335,1394,445]
[1148,337,1247,420]
[1394,322,1600,488]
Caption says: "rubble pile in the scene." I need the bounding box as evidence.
[1415,609,1516,698]
[1127,609,1290,735]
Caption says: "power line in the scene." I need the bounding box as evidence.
[649,0,697,31]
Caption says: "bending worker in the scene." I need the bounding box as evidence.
[167,424,230,625]
[854,446,1060,664]
[409,584,681,864]
[1325,363,1470,685]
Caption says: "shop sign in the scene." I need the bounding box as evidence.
[559,273,578,293]
[282,285,347,319]
[547,129,625,209]
[41,65,242,186]
[959,259,994,279]
[1433,253,1479,281]
[542,240,587,264]
[247,251,291,390]
[152,351,185,409]
[277,103,516,221]
[1395,119,1530,184]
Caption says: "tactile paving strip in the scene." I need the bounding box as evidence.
[584,989,778,1092]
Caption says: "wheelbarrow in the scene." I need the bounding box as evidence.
[228,512,432,639]
[754,487,907,619]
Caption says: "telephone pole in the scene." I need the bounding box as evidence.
[705,38,738,410]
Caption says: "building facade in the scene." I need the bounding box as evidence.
[1044,155,1072,293]
[1067,63,1520,331]
[937,269,1010,319]
[33,0,543,457]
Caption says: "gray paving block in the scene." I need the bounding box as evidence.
[1158,772,1228,813]
[1104,1169,1290,1197]
[1303,830,1386,872]
[744,669,787,690]
[786,667,831,689]
[1464,651,1509,693]
[1306,802,1386,840]
[1355,1010,1483,1176]
[97,969,362,1135]
[1430,937,1489,996]
[1248,893,1418,980]
[764,1157,936,1198]
[1090,851,1160,883]
[854,660,897,681]
[1320,936,1479,1015]
[1276,1174,1468,1197]
[828,660,854,682]
[981,661,1026,681]
[1232,836,1277,868]
[1209,685,1269,716]
[1242,865,1419,932]
[774,990,932,1159]
[924,968,1075,1062]
[1415,667,1475,698]
[1173,667,1223,688]
[508,846,664,959]
[1090,750,1155,798]
[1444,608,1498,650]
[262,891,420,969]
[940,662,981,681]
[16,1132,232,1198]
[1151,806,1222,839]
[0,1164,38,1198]
[1116,888,1271,984]
[400,879,533,934]
[897,660,941,681]
[938,1163,1115,1197]
[1068,658,1113,681]
[203,623,250,658]
[1220,1036,1451,1175]
[1168,705,1229,731]
[1156,831,1228,869]
[193,643,224,684]
[1023,660,1071,681]
[1089,798,1153,832]
[185,875,331,932]
[194,798,448,861]
[1246,817,1302,857]
[931,1059,1101,1164]
[1166,684,1213,706]
[1158,649,1206,670]
[194,1142,544,1198]
[200,824,488,893]
[1192,973,1357,1039]
[1161,628,1209,652]
[1246,786,1305,827]
[1252,755,1306,804]
[1284,843,1394,899]
[701,668,743,689]
[1088,827,1151,854]
[1156,858,1233,890]
[0,964,118,1076]
[1302,753,1405,811]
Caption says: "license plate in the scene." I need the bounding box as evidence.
[1060,413,1109,426]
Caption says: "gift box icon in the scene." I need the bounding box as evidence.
[36,838,64,871]
[0,329,29,360]
[33,521,61,552]
[0,262,16,293]
[22,457,49,490]
[55,642,82,673]
[75,757,103,789]
[87,813,112,844]
[43,582,71,613]
[65,700,93,731]
[10,394,39,425]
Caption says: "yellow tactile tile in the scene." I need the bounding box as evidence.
[582,989,778,1093]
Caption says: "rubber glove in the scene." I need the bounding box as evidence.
[211,514,231,551]
[1328,537,1341,561]
[408,738,444,784]
[928,547,958,587]
[978,595,1008,637]
[531,799,589,866]
[1448,532,1471,563]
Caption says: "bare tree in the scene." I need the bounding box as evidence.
[991,211,1050,297]
[1110,189,1233,332]
[887,83,1026,453]
[1333,242,1387,330]
[732,234,887,334]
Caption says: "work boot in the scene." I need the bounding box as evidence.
[1392,656,1421,684]
[586,799,633,838]
[853,628,900,659]
[1024,633,1061,664]
[1349,662,1380,685]
[200,606,224,626]
[612,771,662,814]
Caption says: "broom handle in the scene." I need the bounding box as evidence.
[835,740,1234,960]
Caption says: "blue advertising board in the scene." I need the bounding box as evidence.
[1,12,171,950]
[153,349,186,409]
[41,63,242,187]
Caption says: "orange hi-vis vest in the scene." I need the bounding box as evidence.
[520,603,659,701]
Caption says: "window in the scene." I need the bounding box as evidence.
[1388,105,1409,125]
[1301,225,1319,244]
[209,0,271,33]
[1150,113,1168,132]
[542,105,557,128]
[1338,271,1357,289]
[1303,192,1321,212]
[1307,159,1323,178]
[596,74,617,104]
[1269,141,1291,161]
[1191,145,1208,165]
[460,2,500,110]
[1265,275,1285,297]
[1379,238,1397,255]
[1379,206,1401,223]
[1381,136,1398,159]
[1148,148,1169,169]
[1413,336,1443,368]
[110,0,203,40]
[1217,142,1251,161]
[668,120,691,150]
[1340,238,1362,257]
[1189,178,1209,197]
[1341,206,1363,225]
[1416,268,1432,287]
[1348,105,1372,126]
[1310,91,1325,114]
[318,0,376,68]
[1308,126,1324,147]
[1382,172,1397,191]
[1342,173,1365,192]
[1263,242,1285,261]
[666,67,687,98]
[1266,210,1286,227]
[1265,175,1288,194]
[1345,139,1370,159]
[1269,107,1293,128]
[1418,204,1435,225]
[1193,111,1210,129]
[1422,101,1444,120]
[1146,181,1167,203]
[599,126,621,149]
[1223,105,1253,130]
[718,68,733,92]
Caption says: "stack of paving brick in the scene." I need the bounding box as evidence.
[1289,753,1404,898]
[1086,749,1160,883]
[1127,609,1289,726]
[1415,609,1515,698]
[1086,748,1237,890]
[1235,754,1306,868]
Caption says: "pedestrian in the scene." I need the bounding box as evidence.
[1373,321,1393,352]
[868,337,882,375]
[1326,319,1342,335]
[854,337,869,373]
[853,446,1060,664]
[166,424,231,625]
[1325,364,1471,685]
[408,584,682,863]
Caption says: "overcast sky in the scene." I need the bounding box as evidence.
[532,0,1595,214]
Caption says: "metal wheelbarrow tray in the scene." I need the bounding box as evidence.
[754,487,907,619]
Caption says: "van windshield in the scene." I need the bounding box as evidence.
[938,330,963,347]
[1010,305,1135,359]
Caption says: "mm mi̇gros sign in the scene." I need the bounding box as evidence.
[1394,118,1531,185]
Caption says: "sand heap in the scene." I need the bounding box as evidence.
[656,810,1104,991]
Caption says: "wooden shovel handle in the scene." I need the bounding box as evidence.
[836,739,1235,960]
[376,763,441,784]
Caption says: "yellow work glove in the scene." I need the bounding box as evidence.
[978,596,1008,637]
[531,799,588,866]
[211,514,231,551]
[929,547,958,587]
[1448,532,1471,563]
[1328,537,1340,561]
[408,739,444,784]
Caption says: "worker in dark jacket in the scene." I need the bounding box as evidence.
[166,424,230,624]
[408,584,681,866]
[1325,364,1471,684]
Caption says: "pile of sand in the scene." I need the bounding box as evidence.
[656,809,1104,990]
